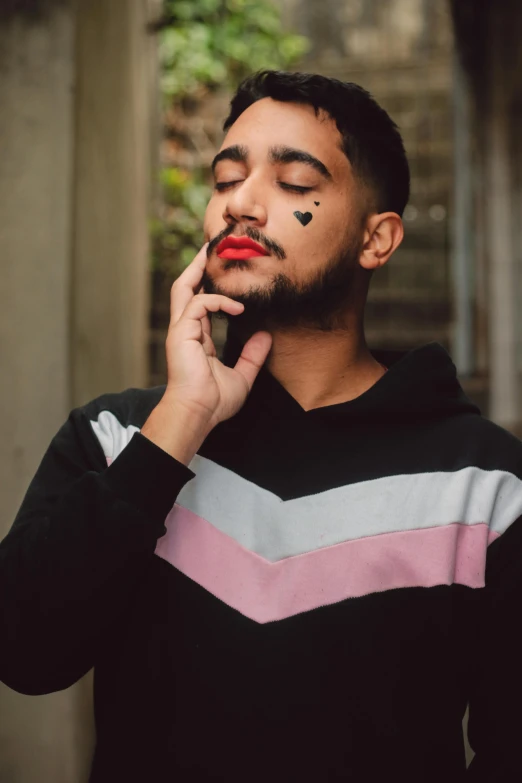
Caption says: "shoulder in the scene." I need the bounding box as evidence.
[72,385,167,465]
[456,413,522,479]
[78,385,166,428]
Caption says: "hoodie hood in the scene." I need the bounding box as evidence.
[367,342,479,419]
[223,334,479,424]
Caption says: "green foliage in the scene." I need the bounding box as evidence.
[161,0,308,99]
[154,0,309,274]
[156,167,212,268]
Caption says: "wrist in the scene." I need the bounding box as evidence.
[141,401,211,466]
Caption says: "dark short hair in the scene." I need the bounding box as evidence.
[224,70,410,217]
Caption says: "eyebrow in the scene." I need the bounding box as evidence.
[211,145,248,174]
[211,143,332,181]
[269,145,332,180]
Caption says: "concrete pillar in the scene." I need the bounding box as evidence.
[486,111,519,426]
[451,53,475,377]
[0,1,160,780]
[71,0,154,407]
[451,50,474,377]
[0,6,87,783]
[0,3,74,554]
[485,13,520,429]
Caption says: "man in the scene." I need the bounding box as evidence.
[1,71,521,782]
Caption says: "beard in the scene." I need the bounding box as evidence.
[201,233,364,337]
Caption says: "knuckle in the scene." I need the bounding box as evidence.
[194,293,215,307]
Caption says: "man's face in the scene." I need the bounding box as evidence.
[203,97,367,331]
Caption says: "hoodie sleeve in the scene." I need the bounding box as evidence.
[466,510,522,780]
[0,400,194,696]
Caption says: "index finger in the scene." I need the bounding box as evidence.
[175,243,208,289]
[170,244,209,324]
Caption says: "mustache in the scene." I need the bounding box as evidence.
[206,224,286,260]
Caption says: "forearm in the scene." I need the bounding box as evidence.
[0,433,194,694]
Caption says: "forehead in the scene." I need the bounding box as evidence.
[220,97,350,178]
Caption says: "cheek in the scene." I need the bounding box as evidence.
[279,206,350,274]
[270,217,324,276]
[279,207,336,251]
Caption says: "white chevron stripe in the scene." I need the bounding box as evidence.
[90,410,522,563]
[90,410,139,462]
[178,455,522,561]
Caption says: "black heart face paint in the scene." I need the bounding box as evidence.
[294,210,313,226]
[314,201,320,206]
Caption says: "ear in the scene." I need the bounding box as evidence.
[359,212,404,271]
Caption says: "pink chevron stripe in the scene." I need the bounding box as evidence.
[155,506,493,624]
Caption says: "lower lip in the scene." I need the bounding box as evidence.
[217,248,267,260]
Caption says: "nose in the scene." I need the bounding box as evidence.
[222,178,267,228]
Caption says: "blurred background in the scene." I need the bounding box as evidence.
[1,0,522,780]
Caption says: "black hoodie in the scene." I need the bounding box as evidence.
[1,342,521,782]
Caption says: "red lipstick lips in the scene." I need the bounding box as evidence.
[216,236,269,260]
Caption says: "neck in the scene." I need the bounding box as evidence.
[266,326,384,411]
[225,315,386,411]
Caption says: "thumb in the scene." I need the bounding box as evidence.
[233,331,273,391]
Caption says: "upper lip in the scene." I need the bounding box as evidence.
[216,236,268,255]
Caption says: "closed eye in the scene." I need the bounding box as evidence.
[279,183,313,194]
[214,180,243,192]
[214,181,313,194]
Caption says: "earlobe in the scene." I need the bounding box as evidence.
[359,212,404,271]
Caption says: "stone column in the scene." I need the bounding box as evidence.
[0,5,82,782]
[0,1,160,779]
[71,0,155,407]
[484,7,520,429]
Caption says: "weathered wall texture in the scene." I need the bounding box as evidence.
[0,7,86,780]
[0,1,160,780]
[0,0,74,570]
[452,0,522,431]
[71,0,156,407]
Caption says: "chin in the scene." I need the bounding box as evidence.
[210,264,272,293]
